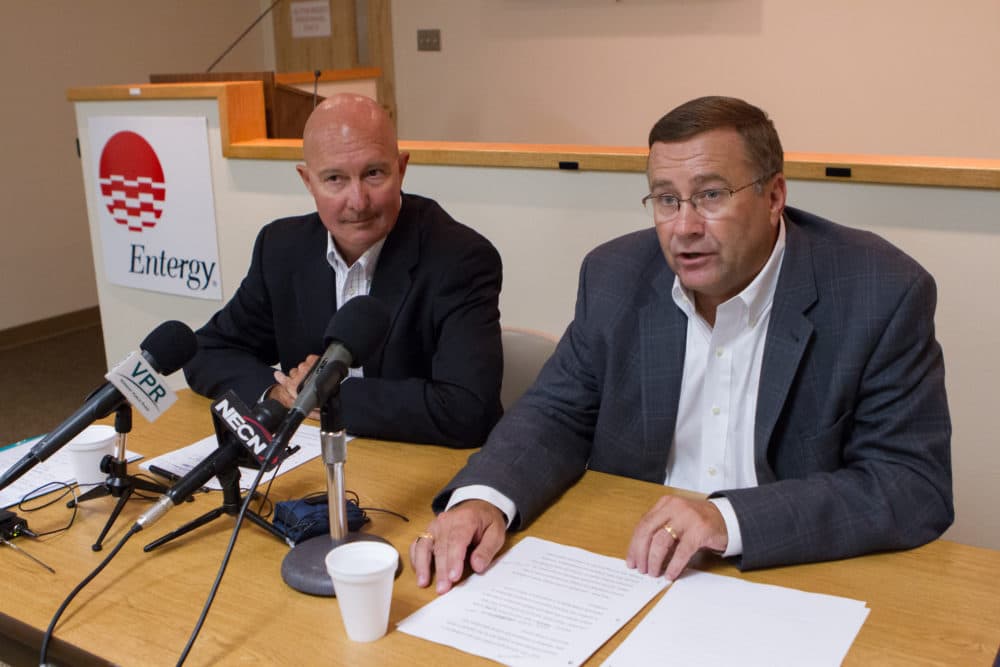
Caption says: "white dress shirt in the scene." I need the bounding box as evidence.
[450,219,787,560]
[325,234,385,380]
[671,218,785,556]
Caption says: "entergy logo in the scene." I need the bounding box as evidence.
[88,115,222,301]
[98,131,166,232]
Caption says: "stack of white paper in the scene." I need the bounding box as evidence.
[398,536,669,666]
[603,570,869,666]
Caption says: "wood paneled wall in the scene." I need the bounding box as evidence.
[272,0,396,121]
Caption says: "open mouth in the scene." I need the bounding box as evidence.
[342,215,377,224]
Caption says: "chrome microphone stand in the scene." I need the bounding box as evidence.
[280,393,396,596]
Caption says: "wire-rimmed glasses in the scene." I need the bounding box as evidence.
[641,173,776,222]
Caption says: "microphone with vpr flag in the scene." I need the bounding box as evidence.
[0,320,197,492]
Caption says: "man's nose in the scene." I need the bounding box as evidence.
[345,179,370,209]
[673,200,705,235]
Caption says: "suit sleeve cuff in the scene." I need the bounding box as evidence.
[709,497,743,558]
[446,485,516,528]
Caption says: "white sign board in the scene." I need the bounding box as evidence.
[88,116,221,300]
[291,0,332,38]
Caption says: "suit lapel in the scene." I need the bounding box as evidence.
[367,198,417,375]
[293,215,336,351]
[754,214,817,483]
[639,260,687,469]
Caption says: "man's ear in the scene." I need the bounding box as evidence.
[296,163,313,195]
[768,172,787,224]
[397,151,410,182]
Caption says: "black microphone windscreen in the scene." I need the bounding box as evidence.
[140,320,199,374]
[254,399,289,433]
[324,296,390,368]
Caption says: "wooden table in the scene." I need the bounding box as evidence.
[2,391,998,666]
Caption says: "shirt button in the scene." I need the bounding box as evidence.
[715,348,724,357]
[708,466,718,476]
[712,406,721,416]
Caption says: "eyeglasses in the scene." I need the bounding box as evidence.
[641,173,775,222]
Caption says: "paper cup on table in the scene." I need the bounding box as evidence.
[325,541,399,642]
[65,424,116,486]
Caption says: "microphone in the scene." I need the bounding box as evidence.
[136,399,288,530]
[275,296,390,446]
[0,321,197,492]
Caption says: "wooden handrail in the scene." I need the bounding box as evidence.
[68,82,1000,190]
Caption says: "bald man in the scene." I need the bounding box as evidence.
[184,95,504,447]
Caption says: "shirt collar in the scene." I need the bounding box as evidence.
[326,234,386,280]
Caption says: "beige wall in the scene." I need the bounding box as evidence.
[11,1,1000,332]
[0,1,275,331]
[392,1,1000,157]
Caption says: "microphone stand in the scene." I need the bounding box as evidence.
[141,460,287,554]
[69,405,169,551]
[280,392,399,596]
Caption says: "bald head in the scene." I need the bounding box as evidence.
[302,94,398,166]
[297,93,409,266]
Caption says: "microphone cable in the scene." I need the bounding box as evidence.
[39,523,143,665]
[174,429,293,665]
[35,460,284,666]
[38,417,286,663]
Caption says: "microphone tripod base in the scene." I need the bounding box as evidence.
[142,494,284,552]
[281,532,402,597]
[69,455,169,552]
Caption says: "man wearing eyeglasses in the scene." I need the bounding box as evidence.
[411,96,953,592]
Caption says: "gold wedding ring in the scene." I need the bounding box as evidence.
[662,524,679,541]
[416,532,435,543]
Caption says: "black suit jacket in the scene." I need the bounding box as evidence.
[437,207,953,568]
[184,193,504,448]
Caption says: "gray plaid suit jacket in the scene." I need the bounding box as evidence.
[436,206,953,569]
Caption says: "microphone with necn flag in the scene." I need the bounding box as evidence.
[0,320,197,492]
[135,396,288,532]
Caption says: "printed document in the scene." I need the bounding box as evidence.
[397,536,668,666]
[602,570,869,666]
[139,424,328,490]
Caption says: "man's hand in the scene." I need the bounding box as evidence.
[626,496,728,581]
[270,354,321,419]
[409,500,507,594]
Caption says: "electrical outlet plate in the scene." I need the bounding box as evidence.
[417,29,441,52]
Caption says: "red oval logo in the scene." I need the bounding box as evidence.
[98,131,166,232]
